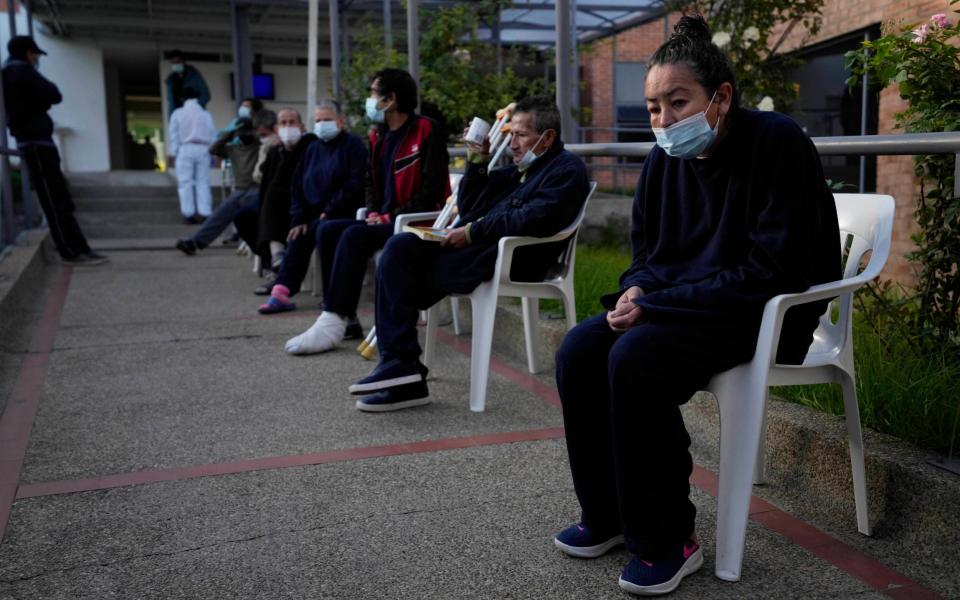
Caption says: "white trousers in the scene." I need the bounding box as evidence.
[175,143,212,218]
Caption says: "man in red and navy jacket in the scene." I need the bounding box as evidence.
[284,68,450,355]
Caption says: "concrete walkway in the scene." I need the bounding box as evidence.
[0,177,952,599]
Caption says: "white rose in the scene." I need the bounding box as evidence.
[711,31,732,48]
[743,26,760,42]
[757,96,775,111]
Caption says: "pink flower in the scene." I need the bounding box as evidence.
[912,23,930,43]
[931,13,950,28]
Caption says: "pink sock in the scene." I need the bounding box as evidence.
[271,284,291,302]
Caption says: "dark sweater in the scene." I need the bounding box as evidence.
[607,109,840,354]
[257,133,318,250]
[290,130,367,225]
[2,58,62,144]
[457,141,590,282]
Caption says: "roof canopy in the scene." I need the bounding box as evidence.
[30,0,665,60]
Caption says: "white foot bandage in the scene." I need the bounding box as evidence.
[285,311,347,355]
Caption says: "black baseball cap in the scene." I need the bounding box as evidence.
[7,36,46,59]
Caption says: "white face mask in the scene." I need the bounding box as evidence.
[314,121,340,142]
[171,63,185,74]
[517,131,548,172]
[365,97,387,123]
[238,105,252,119]
[652,90,720,159]
[278,126,302,146]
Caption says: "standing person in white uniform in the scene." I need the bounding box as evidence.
[167,87,216,223]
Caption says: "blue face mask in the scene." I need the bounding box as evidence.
[652,91,720,159]
[237,105,252,119]
[517,131,548,172]
[314,121,340,142]
[365,97,387,123]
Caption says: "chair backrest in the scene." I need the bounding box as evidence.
[817,193,896,345]
[548,181,598,281]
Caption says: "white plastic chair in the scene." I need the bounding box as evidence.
[413,182,597,412]
[708,193,894,582]
[310,174,465,298]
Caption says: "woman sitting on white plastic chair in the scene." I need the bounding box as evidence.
[551,15,841,598]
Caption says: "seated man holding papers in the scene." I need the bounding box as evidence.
[349,95,590,412]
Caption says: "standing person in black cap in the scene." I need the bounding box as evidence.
[2,36,107,265]
[165,49,210,118]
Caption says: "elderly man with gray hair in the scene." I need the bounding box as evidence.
[258,99,368,315]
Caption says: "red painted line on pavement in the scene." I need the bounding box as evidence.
[3,281,943,598]
[690,464,942,598]
[0,266,73,540]
[15,427,566,499]
[432,321,942,598]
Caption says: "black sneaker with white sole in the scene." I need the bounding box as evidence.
[355,379,430,412]
[349,358,427,395]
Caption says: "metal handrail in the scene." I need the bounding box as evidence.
[448,131,960,196]
[450,131,960,158]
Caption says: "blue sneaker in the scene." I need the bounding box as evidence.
[618,538,703,596]
[349,359,427,395]
[554,522,624,558]
[355,380,430,412]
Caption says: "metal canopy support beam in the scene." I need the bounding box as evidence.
[7,0,17,36]
[555,0,574,143]
[307,0,318,109]
[383,0,392,50]
[26,0,34,37]
[407,0,419,108]
[231,1,254,105]
[328,0,341,99]
[570,0,580,143]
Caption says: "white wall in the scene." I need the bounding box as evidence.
[2,14,111,172]
[158,60,333,139]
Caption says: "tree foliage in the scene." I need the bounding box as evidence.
[339,0,540,138]
[667,0,825,112]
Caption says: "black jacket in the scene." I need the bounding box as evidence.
[257,133,318,250]
[2,58,62,143]
[456,141,589,282]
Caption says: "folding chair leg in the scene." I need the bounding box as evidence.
[840,372,871,536]
[521,297,542,374]
[711,366,766,582]
[468,284,499,412]
[423,304,440,370]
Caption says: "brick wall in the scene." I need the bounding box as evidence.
[578,0,956,284]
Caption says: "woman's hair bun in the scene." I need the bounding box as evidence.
[672,14,712,43]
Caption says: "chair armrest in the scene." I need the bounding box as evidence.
[394,211,443,233]
[755,271,876,368]
[494,228,578,284]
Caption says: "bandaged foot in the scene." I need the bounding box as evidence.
[285,311,347,355]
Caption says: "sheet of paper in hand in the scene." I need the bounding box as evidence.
[402,222,451,242]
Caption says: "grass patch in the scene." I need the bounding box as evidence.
[773,308,960,456]
[539,244,631,322]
